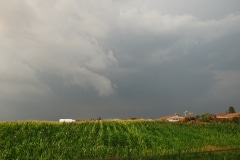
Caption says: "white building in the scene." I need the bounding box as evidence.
[167,115,185,122]
[59,119,76,122]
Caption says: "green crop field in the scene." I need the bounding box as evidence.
[0,120,240,159]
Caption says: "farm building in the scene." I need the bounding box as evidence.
[59,119,76,122]
[157,115,185,122]
[216,112,240,119]
[167,115,185,122]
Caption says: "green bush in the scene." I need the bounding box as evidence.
[232,117,240,124]
[201,113,212,122]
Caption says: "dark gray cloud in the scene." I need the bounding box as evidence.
[0,0,240,120]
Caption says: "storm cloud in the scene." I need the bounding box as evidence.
[0,0,240,120]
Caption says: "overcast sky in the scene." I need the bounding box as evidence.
[1,0,240,120]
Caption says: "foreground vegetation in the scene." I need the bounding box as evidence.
[0,120,240,159]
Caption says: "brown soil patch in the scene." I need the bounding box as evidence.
[204,145,218,151]
[202,145,229,151]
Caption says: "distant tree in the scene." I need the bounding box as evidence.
[228,106,236,113]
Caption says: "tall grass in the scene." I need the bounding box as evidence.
[0,121,240,159]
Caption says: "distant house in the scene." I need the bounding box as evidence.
[59,119,76,122]
[167,115,185,122]
[157,115,185,122]
[216,112,240,119]
[216,114,228,119]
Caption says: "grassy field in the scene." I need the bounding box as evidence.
[0,120,240,159]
